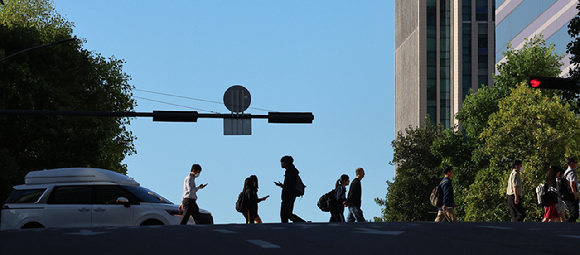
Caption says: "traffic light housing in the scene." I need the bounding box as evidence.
[527,77,577,91]
[268,112,314,123]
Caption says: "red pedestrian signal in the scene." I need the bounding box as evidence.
[529,78,541,88]
[527,77,577,91]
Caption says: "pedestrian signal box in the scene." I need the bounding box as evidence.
[527,77,577,91]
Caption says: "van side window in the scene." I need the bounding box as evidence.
[94,186,129,204]
[47,186,92,204]
[5,189,46,203]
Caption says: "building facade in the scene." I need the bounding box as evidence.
[395,0,496,134]
[496,0,578,76]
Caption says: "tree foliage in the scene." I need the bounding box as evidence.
[495,36,563,91]
[0,0,136,203]
[463,84,580,221]
[459,36,564,142]
[380,35,576,222]
[376,120,472,221]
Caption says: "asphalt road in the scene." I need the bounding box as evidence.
[0,222,579,255]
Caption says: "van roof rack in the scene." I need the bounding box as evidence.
[25,168,139,186]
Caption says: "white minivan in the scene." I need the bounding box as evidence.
[1,168,213,230]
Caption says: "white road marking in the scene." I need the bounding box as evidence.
[214,229,236,234]
[246,240,280,248]
[477,226,514,230]
[66,230,107,235]
[560,235,580,239]
[353,228,404,235]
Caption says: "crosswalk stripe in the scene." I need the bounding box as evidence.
[247,240,280,248]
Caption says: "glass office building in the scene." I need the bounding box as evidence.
[395,0,495,133]
[496,0,578,75]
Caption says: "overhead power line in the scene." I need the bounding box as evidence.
[134,88,273,112]
[133,96,220,114]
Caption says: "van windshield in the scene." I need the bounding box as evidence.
[123,186,173,204]
[5,188,46,204]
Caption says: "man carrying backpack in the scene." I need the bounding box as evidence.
[275,155,306,223]
[435,166,457,222]
[564,157,579,222]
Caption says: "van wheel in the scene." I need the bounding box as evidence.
[197,214,213,225]
[21,222,45,229]
[141,219,164,226]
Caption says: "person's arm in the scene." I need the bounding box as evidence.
[186,175,197,193]
[346,179,360,204]
[442,180,449,210]
[513,186,520,204]
[571,180,578,200]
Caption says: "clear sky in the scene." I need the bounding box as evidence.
[52,0,395,224]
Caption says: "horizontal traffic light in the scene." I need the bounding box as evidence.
[268,112,314,123]
[528,77,577,91]
[152,111,198,122]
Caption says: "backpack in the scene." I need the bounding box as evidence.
[317,190,335,212]
[430,179,447,207]
[561,170,576,201]
[295,174,306,197]
[235,191,245,212]
[535,183,546,207]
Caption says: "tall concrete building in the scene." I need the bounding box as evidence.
[395,0,496,134]
[495,0,578,76]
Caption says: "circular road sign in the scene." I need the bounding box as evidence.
[223,85,251,113]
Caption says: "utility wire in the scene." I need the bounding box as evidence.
[134,88,273,112]
[133,96,221,114]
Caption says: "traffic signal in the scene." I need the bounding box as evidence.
[268,112,314,123]
[527,77,577,91]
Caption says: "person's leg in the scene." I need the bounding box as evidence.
[507,196,517,222]
[565,199,579,222]
[559,209,566,222]
[280,200,290,223]
[330,211,337,222]
[190,199,201,224]
[286,196,305,222]
[254,215,262,224]
[514,196,526,222]
[352,206,365,222]
[339,212,345,222]
[445,208,457,222]
[248,210,257,224]
[244,210,251,224]
[434,210,445,222]
[180,198,192,225]
[347,206,355,222]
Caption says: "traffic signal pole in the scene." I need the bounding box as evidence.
[0,110,314,124]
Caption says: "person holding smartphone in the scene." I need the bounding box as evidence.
[249,175,269,223]
[179,164,207,225]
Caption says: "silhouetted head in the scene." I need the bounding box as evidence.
[190,164,202,177]
[567,157,577,169]
[511,159,522,170]
[250,175,258,189]
[336,174,350,187]
[281,155,294,169]
[443,166,454,178]
[355,167,365,180]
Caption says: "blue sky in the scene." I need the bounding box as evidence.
[52,0,395,224]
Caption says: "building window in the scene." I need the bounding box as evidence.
[462,0,471,21]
